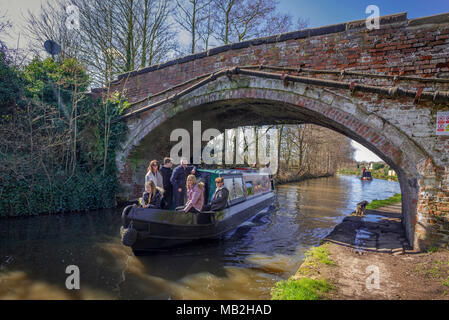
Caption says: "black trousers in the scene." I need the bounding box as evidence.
[162,188,173,210]
[174,188,185,207]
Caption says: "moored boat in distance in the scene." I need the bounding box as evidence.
[120,168,275,254]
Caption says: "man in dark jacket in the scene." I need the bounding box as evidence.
[160,157,173,209]
[203,177,229,211]
[170,158,197,207]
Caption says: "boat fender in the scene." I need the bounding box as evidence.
[121,204,135,228]
[121,221,138,247]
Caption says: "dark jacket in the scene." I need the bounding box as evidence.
[170,165,197,191]
[160,166,173,191]
[142,189,162,209]
[209,186,229,211]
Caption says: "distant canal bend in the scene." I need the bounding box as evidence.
[0,175,400,299]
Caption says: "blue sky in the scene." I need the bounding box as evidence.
[2,0,448,47]
[278,0,449,28]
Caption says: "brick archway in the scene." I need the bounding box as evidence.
[98,12,449,250]
[116,75,446,250]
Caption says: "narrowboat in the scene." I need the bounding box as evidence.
[120,168,275,254]
[361,171,373,181]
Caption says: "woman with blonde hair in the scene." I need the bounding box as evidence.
[145,160,164,190]
[141,180,163,209]
[182,174,204,213]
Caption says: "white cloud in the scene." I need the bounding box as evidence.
[352,140,383,162]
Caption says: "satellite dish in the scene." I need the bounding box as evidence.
[44,40,61,58]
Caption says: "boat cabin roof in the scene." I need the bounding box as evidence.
[197,168,259,175]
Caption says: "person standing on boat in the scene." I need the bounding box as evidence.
[260,162,274,191]
[145,160,164,190]
[160,157,174,209]
[202,177,229,212]
[170,158,196,207]
[260,162,273,179]
[183,175,204,213]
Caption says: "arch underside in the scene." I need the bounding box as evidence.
[118,76,439,249]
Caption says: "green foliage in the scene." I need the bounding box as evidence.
[304,246,336,266]
[366,193,402,210]
[0,57,128,216]
[372,163,385,170]
[0,51,25,114]
[427,245,439,253]
[0,172,118,216]
[271,277,333,300]
[24,57,89,104]
[84,94,128,175]
[442,277,449,288]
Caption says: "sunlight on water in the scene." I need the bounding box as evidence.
[0,176,400,300]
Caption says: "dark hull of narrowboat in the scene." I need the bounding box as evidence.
[121,192,275,254]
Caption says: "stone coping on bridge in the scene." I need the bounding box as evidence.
[89,11,449,90]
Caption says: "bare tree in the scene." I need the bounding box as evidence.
[138,0,175,67]
[198,1,214,50]
[211,0,235,45]
[24,0,177,86]
[278,124,355,178]
[0,11,12,57]
[211,0,302,45]
[23,0,80,60]
[0,10,12,38]
[296,17,309,30]
[174,0,212,54]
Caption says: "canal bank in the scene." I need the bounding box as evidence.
[272,200,449,300]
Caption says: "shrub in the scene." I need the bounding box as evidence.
[0,57,127,216]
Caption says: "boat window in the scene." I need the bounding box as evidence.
[223,178,235,200]
[234,177,245,199]
[222,176,246,206]
[243,173,271,196]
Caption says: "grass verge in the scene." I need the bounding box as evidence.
[271,244,336,300]
[271,277,333,300]
[366,193,402,210]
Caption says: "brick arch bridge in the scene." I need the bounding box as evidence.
[94,12,449,250]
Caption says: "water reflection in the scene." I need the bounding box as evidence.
[0,175,400,300]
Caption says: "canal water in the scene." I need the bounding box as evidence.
[0,175,400,300]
